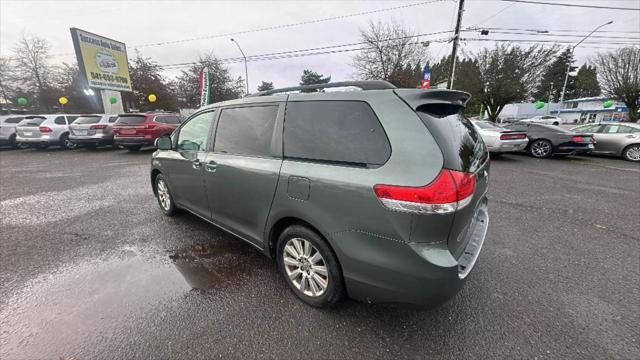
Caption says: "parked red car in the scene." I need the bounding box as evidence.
[112,112,182,151]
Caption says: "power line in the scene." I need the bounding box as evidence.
[132,0,449,49]
[481,27,640,34]
[461,38,640,46]
[500,0,640,11]
[473,30,640,41]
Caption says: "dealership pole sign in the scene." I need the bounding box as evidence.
[199,67,211,107]
[70,28,132,92]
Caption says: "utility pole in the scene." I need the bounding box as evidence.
[447,0,465,90]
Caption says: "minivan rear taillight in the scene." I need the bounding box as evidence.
[39,126,52,133]
[374,169,476,214]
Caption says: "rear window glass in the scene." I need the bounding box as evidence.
[417,104,487,173]
[4,117,24,124]
[284,101,391,166]
[214,106,278,157]
[74,116,101,124]
[20,118,45,126]
[155,115,181,124]
[116,115,147,125]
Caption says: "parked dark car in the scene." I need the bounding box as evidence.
[112,112,182,151]
[505,122,595,158]
[150,81,490,308]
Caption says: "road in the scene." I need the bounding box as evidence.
[1,147,638,359]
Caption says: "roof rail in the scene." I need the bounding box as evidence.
[249,80,396,97]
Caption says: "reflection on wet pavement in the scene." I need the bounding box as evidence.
[169,243,254,290]
[0,242,257,359]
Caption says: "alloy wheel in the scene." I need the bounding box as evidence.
[531,140,551,158]
[157,179,171,210]
[625,145,640,162]
[283,237,329,297]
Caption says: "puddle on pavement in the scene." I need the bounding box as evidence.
[0,242,255,358]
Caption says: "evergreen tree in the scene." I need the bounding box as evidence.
[257,81,274,92]
[534,47,574,102]
[570,64,601,99]
[299,70,330,92]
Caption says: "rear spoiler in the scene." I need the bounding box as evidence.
[393,89,471,110]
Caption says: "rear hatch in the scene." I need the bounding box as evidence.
[113,115,147,137]
[394,89,489,259]
[16,117,46,138]
[70,115,103,136]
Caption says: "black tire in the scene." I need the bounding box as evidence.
[552,121,559,126]
[622,144,640,162]
[36,143,49,150]
[9,134,18,149]
[154,174,178,216]
[126,146,141,152]
[61,133,76,150]
[276,225,344,307]
[529,139,553,158]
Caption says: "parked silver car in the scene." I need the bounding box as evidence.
[0,115,27,148]
[69,114,119,148]
[15,114,81,149]
[571,122,640,162]
[472,121,529,154]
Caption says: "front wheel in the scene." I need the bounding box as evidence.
[622,144,640,162]
[155,174,177,216]
[529,139,553,158]
[277,225,344,307]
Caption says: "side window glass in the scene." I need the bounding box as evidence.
[616,126,633,134]
[66,116,78,124]
[108,116,118,123]
[177,112,215,152]
[283,101,391,166]
[214,106,278,157]
[54,116,66,125]
[604,125,619,133]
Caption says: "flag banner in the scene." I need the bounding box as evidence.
[199,67,211,107]
[421,65,431,89]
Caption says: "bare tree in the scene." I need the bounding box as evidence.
[353,21,427,87]
[12,33,55,111]
[593,47,640,122]
[0,57,17,104]
[470,44,559,122]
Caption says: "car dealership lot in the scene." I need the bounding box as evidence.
[0,148,638,359]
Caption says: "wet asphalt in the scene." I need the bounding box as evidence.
[0,146,638,359]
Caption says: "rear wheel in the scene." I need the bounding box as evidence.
[277,225,344,307]
[126,146,141,152]
[529,139,552,158]
[61,133,76,150]
[622,144,640,162]
[155,174,177,216]
[8,134,18,149]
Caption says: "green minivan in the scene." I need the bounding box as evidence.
[151,81,489,307]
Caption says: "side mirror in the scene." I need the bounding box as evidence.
[155,135,172,150]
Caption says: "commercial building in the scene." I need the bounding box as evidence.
[556,97,628,124]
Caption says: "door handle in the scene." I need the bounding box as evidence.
[191,160,202,169]
[205,161,217,173]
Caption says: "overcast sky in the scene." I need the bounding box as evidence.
[1,0,639,92]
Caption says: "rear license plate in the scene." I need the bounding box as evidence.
[23,131,32,136]
[121,129,136,135]
[76,130,88,135]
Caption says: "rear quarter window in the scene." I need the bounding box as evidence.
[54,116,66,125]
[283,101,391,166]
[155,115,182,124]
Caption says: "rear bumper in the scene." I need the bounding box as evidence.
[555,143,594,155]
[488,140,528,153]
[69,134,113,146]
[16,136,59,145]
[334,198,489,307]
[114,136,154,146]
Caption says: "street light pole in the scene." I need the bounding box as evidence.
[230,38,249,95]
[557,21,613,114]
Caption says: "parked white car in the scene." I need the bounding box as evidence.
[15,114,82,149]
[519,115,562,126]
[0,114,28,148]
[472,121,529,154]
